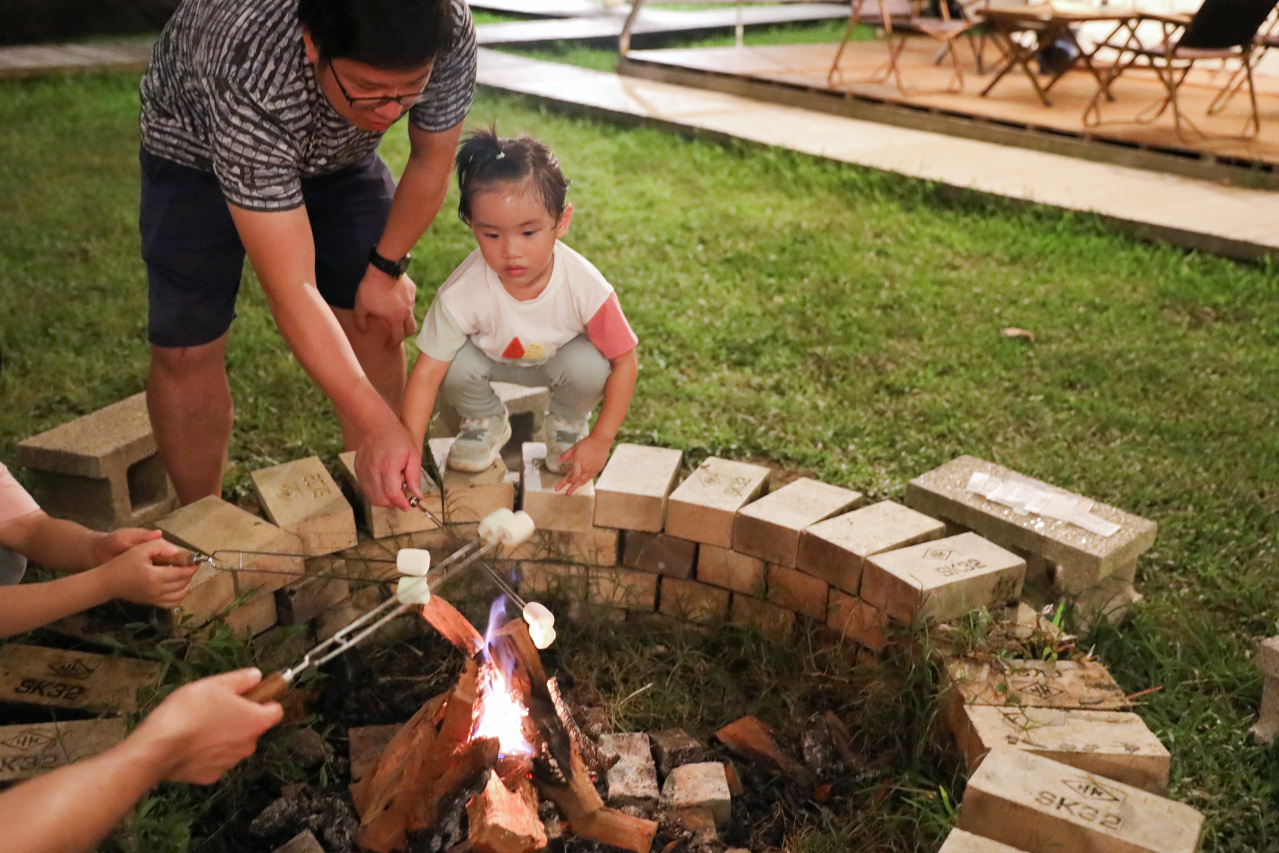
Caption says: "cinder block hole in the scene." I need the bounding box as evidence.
[127,454,170,512]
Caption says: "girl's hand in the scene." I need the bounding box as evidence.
[99,539,197,608]
[90,528,164,565]
[554,432,611,495]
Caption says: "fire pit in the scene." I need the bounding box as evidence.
[350,594,658,853]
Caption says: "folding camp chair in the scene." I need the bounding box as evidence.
[1083,0,1278,139]
[828,0,980,94]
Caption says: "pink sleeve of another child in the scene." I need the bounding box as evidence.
[585,293,638,360]
[0,462,40,523]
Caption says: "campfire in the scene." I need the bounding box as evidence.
[349,593,658,853]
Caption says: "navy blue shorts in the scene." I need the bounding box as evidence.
[139,149,396,348]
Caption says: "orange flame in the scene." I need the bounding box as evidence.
[471,596,534,757]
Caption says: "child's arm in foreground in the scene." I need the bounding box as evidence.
[0,668,282,853]
[556,348,638,494]
[402,353,454,454]
[0,537,196,638]
[0,509,164,574]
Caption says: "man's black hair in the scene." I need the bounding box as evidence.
[298,0,453,69]
[455,128,569,225]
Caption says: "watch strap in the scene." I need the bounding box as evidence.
[368,247,411,277]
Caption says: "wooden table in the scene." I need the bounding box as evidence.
[977,2,1139,107]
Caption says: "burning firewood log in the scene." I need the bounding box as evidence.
[351,595,658,853]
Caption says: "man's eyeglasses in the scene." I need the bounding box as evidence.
[327,59,429,110]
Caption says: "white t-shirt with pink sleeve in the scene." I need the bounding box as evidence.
[0,462,39,524]
[416,241,638,366]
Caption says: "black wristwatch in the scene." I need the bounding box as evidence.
[368,247,411,277]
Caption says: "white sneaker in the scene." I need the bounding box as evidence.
[544,415,589,474]
[447,411,512,473]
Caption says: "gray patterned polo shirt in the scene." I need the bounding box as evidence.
[139,0,476,212]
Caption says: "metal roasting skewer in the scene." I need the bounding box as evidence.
[243,534,508,704]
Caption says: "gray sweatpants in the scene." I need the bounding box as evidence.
[442,336,611,423]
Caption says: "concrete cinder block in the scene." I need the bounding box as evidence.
[594,443,683,532]
[765,564,829,621]
[956,749,1203,853]
[622,530,697,578]
[522,443,595,532]
[797,500,946,595]
[665,457,770,548]
[659,578,730,624]
[728,594,796,641]
[938,829,1028,853]
[659,762,731,827]
[156,496,304,596]
[251,456,356,556]
[599,732,660,810]
[906,455,1156,587]
[949,704,1171,794]
[16,392,177,530]
[861,532,1025,625]
[827,591,887,653]
[695,544,765,595]
[733,478,863,567]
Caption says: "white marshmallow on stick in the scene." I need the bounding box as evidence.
[499,510,536,546]
[528,624,557,650]
[396,575,432,606]
[478,508,517,543]
[396,548,431,576]
[522,601,555,631]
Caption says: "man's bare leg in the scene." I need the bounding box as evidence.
[147,335,232,504]
[333,308,407,450]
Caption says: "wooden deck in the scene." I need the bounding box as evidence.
[620,38,1279,184]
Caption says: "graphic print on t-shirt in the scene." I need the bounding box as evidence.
[501,338,548,361]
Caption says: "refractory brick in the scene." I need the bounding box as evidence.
[732,477,863,567]
[861,532,1024,624]
[664,457,769,548]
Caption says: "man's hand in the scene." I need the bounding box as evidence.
[99,539,197,609]
[132,669,282,785]
[355,411,423,511]
[90,528,164,565]
[354,268,417,346]
[553,432,611,495]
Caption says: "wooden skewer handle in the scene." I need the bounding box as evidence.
[244,671,290,703]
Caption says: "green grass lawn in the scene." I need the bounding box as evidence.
[2,68,1278,852]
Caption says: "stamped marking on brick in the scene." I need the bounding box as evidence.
[861,532,1025,624]
[0,718,129,781]
[665,457,770,548]
[0,644,162,714]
